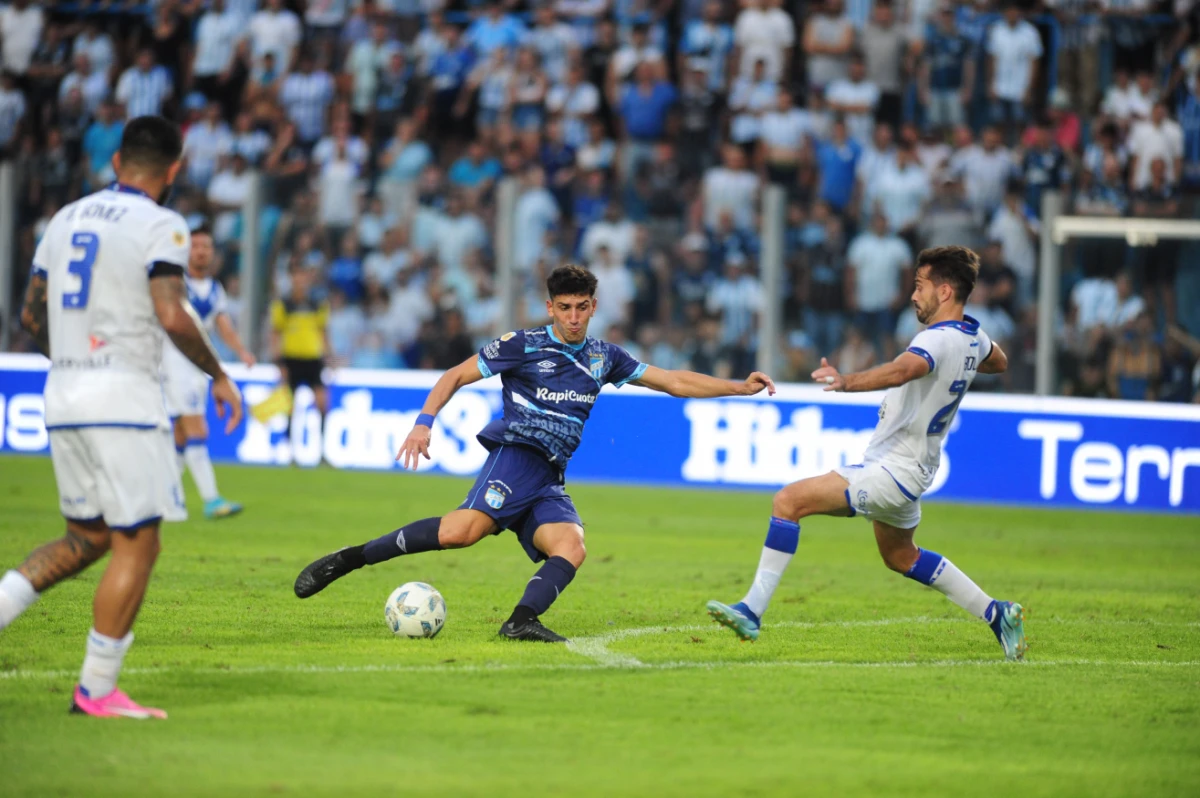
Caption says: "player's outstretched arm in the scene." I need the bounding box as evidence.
[150,272,243,432]
[977,341,1008,375]
[19,270,50,357]
[215,312,257,366]
[633,365,777,398]
[811,352,930,393]
[396,356,486,470]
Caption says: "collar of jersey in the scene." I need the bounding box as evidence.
[545,325,586,351]
[927,314,980,334]
[107,182,152,199]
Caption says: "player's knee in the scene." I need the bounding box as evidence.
[879,544,917,574]
[771,489,805,521]
[549,527,586,568]
[437,520,480,549]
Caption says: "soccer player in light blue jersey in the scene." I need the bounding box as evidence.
[708,246,1028,660]
[295,264,776,642]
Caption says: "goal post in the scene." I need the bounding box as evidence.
[1036,194,1200,395]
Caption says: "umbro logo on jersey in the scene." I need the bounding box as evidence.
[537,360,556,372]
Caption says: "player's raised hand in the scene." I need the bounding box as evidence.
[811,357,845,392]
[212,374,244,433]
[397,424,433,471]
[741,371,777,396]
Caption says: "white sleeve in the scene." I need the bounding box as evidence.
[32,213,57,275]
[145,212,191,270]
[976,327,995,363]
[905,329,954,373]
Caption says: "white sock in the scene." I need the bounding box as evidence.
[0,570,39,630]
[184,441,220,502]
[740,517,801,620]
[742,548,792,619]
[79,628,134,698]
[907,548,994,620]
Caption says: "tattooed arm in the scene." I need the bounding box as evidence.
[19,270,50,356]
[150,270,223,377]
[150,269,245,432]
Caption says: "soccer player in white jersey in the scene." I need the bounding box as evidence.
[161,224,255,519]
[707,246,1028,660]
[0,116,244,718]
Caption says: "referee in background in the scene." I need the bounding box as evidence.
[270,266,331,438]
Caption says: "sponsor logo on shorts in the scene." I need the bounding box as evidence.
[857,489,869,511]
[535,387,597,404]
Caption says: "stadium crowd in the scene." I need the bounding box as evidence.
[3,0,1200,401]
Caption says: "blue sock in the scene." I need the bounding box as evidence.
[362,517,443,565]
[512,556,577,619]
[904,547,995,620]
[904,548,947,585]
[739,516,800,620]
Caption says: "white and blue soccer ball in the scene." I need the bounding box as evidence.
[384,582,446,638]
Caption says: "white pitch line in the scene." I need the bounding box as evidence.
[2,657,1198,682]
[3,616,1197,681]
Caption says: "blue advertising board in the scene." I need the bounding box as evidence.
[2,354,1198,512]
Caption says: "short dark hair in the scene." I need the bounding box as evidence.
[917,245,979,304]
[190,223,213,239]
[546,264,597,299]
[119,116,182,173]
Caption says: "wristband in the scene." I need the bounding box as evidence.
[416,413,436,428]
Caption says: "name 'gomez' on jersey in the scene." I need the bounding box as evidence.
[475,326,648,468]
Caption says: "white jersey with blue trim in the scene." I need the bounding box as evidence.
[35,183,191,429]
[161,275,227,381]
[861,315,992,493]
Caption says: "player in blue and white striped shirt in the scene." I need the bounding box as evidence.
[279,50,335,146]
[115,50,173,120]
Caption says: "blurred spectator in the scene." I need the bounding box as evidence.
[617,61,677,183]
[515,164,562,272]
[421,309,476,370]
[82,101,123,191]
[675,62,720,179]
[951,125,1016,222]
[827,54,879,146]
[379,117,433,219]
[1108,312,1162,401]
[1128,102,1184,190]
[796,213,847,356]
[1019,119,1071,213]
[280,51,335,147]
[759,90,811,190]
[0,72,26,153]
[183,104,233,191]
[987,184,1039,305]
[208,154,253,244]
[873,143,931,242]
[703,144,760,233]
[59,53,110,117]
[193,0,242,104]
[803,0,854,93]
[547,61,601,150]
[530,5,577,86]
[920,3,974,132]
[116,50,173,120]
[707,253,762,372]
[466,1,528,59]
[345,21,402,127]
[1047,0,1102,115]
[861,2,909,131]
[681,1,734,93]
[735,0,795,83]
[920,174,982,250]
[815,116,861,213]
[846,211,912,358]
[589,243,635,335]
[986,4,1043,139]
[365,228,412,286]
[729,59,777,148]
[250,0,303,76]
[433,192,488,276]
[0,0,43,78]
[72,19,114,79]
[833,325,877,373]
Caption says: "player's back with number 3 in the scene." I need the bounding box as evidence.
[38,184,191,430]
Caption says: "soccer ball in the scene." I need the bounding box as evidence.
[384,582,446,638]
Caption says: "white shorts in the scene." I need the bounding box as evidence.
[50,426,188,530]
[162,357,209,418]
[834,461,924,530]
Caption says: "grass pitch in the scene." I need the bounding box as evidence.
[1,455,1197,797]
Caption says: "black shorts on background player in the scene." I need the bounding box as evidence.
[282,358,324,392]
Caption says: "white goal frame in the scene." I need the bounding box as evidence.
[1035,193,1200,395]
